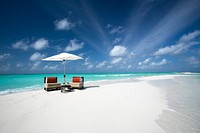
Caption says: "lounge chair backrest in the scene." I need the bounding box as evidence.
[72,77,84,83]
[72,77,81,83]
[44,77,57,83]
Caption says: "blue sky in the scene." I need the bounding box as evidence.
[0,0,200,74]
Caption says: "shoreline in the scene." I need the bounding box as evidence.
[0,74,168,95]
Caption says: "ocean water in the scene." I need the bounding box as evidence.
[152,74,200,133]
[0,72,176,95]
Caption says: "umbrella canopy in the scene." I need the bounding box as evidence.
[42,53,83,61]
[42,52,83,84]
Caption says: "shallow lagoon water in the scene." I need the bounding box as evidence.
[0,72,176,94]
[150,75,200,133]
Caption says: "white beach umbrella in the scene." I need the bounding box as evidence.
[42,52,83,84]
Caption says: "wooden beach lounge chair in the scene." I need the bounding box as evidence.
[44,77,61,91]
[68,77,84,89]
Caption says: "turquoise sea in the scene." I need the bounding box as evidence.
[0,72,199,95]
[0,72,178,95]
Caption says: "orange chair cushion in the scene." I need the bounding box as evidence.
[47,77,57,83]
[72,77,81,83]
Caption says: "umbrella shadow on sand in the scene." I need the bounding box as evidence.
[60,86,100,93]
[49,86,100,93]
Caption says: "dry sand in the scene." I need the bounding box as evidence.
[0,76,172,133]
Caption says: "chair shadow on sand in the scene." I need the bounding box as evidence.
[82,85,100,90]
[46,86,100,93]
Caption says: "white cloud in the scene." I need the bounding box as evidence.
[132,0,200,54]
[109,45,127,57]
[30,61,41,71]
[0,64,11,72]
[179,30,200,42]
[185,56,199,65]
[154,30,200,56]
[96,61,107,68]
[12,40,29,51]
[127,65,132,69]
[110,26,124,34]
[65,39,84,52]
[84,57,93,69]
[128,52,136,58]
[0,53,11,60]
[44,65,59,70]
[138,58,152,66]
[87,64,94,69]
[29,52,46,61]
[111,57,122,64]
[31,38,49,50]
[106,24,112,28]
[138,58,167,69]
[144,58,152,64]
[16,63,24,68]
[84,57,90,66]
[150,59,167,67]
[54,18,75,30]
[113,37,122,44]
[154,43,190,55]
[107,65,113,69]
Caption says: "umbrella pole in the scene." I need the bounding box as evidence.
[64,60,66,84]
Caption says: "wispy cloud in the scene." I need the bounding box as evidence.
[44,64,59,70]
[0,63,11,72]
[12,40,29,51]
[109,26,124,34]
[54,18,75,30]
[65,39,84,52]
[12,38,49,51]
[128,52,136,58]
[29,52,46,61]
[96,61,107,68]
[127,65,132,69]
[81,0,110,48]
[138,58,167,69]
[154,30,200,55]
[16,63,24,68]
[132,0,200,54]
[112,37,122,44]
[138,58,152,66]
[123,0,157,46]
[185,56,199,66]
[106,24,112,29]
[180,30,200,42]
[31,38,49,50]
[0,53,11,60]
[84,57,93,69]
[150,59,167,67]
[30,61,41,71]
[111,57,122,64]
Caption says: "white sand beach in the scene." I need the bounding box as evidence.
[0,76,172,133]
